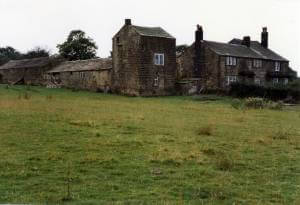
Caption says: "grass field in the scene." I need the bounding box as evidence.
[0,85,300,204]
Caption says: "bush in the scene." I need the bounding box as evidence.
[244,97,265,109]
[229,82,300,102]
[232,97,283,110]
[231,99,245,110]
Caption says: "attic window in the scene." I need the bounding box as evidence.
[154,53,164,66]
[275,62,281,72]
[253,60,262,68]
[226,57,237,66]
[116,37,120,44]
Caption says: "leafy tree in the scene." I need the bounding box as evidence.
[0,46,22,65]
[57,30,98,61]
[23,47,50,59]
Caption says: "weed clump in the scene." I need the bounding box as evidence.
[197,125,213,136]
[231,97,283,110]
[271,130,292,140]
[18,91,31,100]
[46,95,53,100]
[216,154,234,171]
[69,120,95,127]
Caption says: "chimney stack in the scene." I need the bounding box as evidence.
[242,36,251,48]
[261,27,268,48]
[194,25,203,77]
[195,25,203,43]
[125,19,132,26]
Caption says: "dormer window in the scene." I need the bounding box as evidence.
[226,57,237,66]
[275,62,281,72]
[253,60,262,68]
[154,53,164,66]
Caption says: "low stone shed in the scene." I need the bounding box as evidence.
[46,58,112,92]
[0,57,53,85]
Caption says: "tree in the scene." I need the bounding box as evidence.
[23,47,50,59]
[0,46,22,65]
[57,30,98,61]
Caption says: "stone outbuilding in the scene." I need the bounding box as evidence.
[112,19,177,96]
[0,57,53,85]
[177,26,297,91]
[46,58,112,92]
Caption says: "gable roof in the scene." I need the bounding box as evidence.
[132,25,175,39]
[229,39,288,61]
[47,58,112,73]
[204,39,288,61]
[0,57,51,70]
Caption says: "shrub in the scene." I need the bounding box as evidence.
[231,99,244,110]
[229,82,300,102]
[244,97,265,109]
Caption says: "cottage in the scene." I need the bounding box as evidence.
[112,19,177,96]
[0,57,53,85]
[46,58,112,92]
[177,26,297,91]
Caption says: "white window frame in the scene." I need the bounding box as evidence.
[154,76,159,87]
[226,76,237,86]
[154,53,164,66]
[284,78,289,85]
[253,60,262,68]
[275,62,281,72]
[226,56,237,66]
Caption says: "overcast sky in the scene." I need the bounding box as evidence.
[0,0,299,73]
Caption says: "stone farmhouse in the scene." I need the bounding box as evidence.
[0,19,297,96]
[177,26,297,91]
[112,19,176,96]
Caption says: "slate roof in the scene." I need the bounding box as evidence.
[203,39,288,62]
[0,57,51,70]
[47,58,112,73]
[132,25,175,39]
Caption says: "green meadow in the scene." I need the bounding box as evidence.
[0,85,300,204]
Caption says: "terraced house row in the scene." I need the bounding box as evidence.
[0,19,297,96]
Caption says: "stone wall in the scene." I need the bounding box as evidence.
[138,36,176,96]
[47,70,111,92]
[112,26,141,96]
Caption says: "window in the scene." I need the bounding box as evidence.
[226,76,237,85]
[79,72,85,79]
[254,77,261,85]
[284,78,289,85]
[273,78,279,84]
[275,62,281,72]
[154,76,159,87]
[226,56,237,66]
[248,60,253,69]
[253,60,262,68]
[154,53,164,66]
